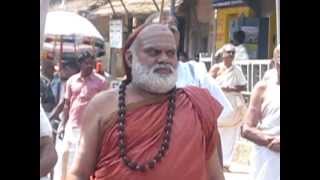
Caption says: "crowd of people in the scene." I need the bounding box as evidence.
[40,10,280,180]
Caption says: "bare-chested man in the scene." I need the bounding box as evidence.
[67,24,225,180]
[241,45,280,180]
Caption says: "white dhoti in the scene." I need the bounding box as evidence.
[218,92,246,167]
[218,126,240,166]
[53,123,80,180]
[250,145,280,180]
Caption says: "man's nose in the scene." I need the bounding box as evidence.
[157,52,170,63]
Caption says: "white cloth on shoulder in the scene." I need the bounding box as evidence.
[263,68,278,84]
[215,63,247,88]
[216,63,247,126]
[176,61,233,120]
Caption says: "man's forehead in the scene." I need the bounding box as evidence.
[140,24,172,35]
[137,24,176,47]
[140,35,176,49]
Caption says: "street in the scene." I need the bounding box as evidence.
[224,172,249,180]
[223,138,252,180]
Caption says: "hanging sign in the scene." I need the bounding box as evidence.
[109,19,123,49]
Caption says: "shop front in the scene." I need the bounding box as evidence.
[212,0,278,60]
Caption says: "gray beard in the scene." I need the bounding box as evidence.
[131,56,177,94]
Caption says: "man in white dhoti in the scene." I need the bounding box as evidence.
[144,11,233,166]
[209,44,247,171]
[241,45,280,180]
[263,45,280,84]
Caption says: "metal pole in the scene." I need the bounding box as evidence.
[109,48,112,75]
[108,0,116,15]
[152,0,160,11]
[159,0,165,22]
[170,0,176,16]
[119,0,130,15]
[59,35,63,68]
[276,0,280,44]
[212,9,218,65]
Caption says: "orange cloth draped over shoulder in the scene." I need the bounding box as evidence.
[92,86,223,180]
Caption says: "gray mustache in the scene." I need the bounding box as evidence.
[152,63,175,72]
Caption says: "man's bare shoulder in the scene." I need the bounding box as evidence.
[210,63,220,71]
[209,64,220,76]
[82,89,118,129]
[89,88,118,121]
[252,80,268,97]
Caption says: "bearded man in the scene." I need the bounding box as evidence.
[67,24,225,180]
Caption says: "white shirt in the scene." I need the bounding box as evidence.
[234,44,249,61]
[176,61,233,119]
[40,103,52,138]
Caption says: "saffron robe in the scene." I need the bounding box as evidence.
[92,87,223,180]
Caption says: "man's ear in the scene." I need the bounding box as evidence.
[125,50,133,68]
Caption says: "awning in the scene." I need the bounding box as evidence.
[49,0,92,12]
[49,0,185,16]
[93,0,184,16]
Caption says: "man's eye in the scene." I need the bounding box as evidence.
[167,50,176,57]
[146,49,160,56]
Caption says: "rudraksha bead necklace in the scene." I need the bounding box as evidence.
[117,81,176,172]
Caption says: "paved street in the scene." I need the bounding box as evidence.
[224,172,249,180]
[223,162,250,180]
[223,138,252,180]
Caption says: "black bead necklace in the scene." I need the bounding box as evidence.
[117,81,176,172]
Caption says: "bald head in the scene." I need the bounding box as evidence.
[222,43,236,52]
[130,24,177,54]
[144,12,180,49]
[273,44,280,64]
[221,43,236,62]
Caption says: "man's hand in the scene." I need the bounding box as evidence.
[49,113,59,121]
[40,136,57,177]
[268,136,280,152]
[57,123,66,140]
[221,86,232,92]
